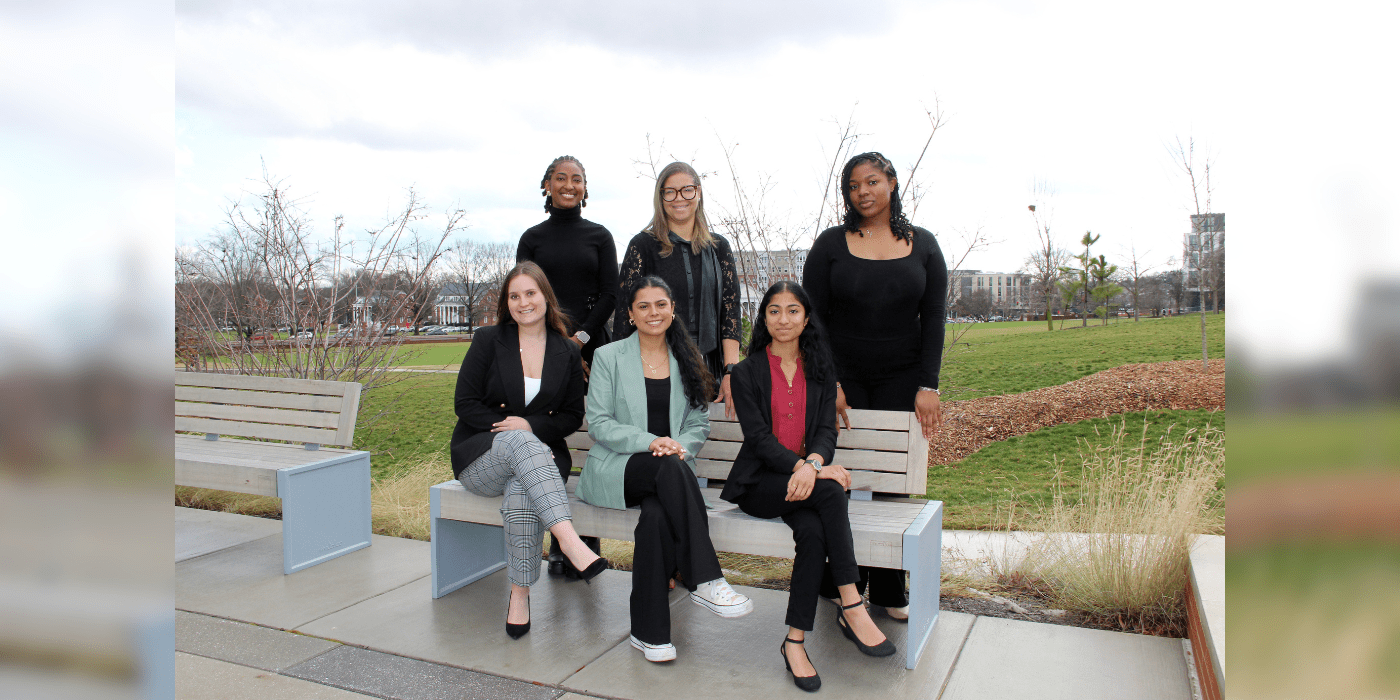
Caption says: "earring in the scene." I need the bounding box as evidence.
[628,318,635,326]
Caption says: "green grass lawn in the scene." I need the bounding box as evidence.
[1226,407,1400,485]
[928,408,1225,530]
[940,313,1224,400]
[355,372,458,479]
[401,342,471,366]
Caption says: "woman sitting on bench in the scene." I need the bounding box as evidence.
[722,281,895,692]
[450,262,608,640]
[578,275,753,663]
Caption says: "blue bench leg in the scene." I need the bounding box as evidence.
[902,500,943,670]
[277,452,373,575]
[431,483,506,599]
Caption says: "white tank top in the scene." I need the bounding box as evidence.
[523,376,542,405]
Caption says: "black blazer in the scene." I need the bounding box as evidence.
[719,349,838,503]
[450,324,586,479]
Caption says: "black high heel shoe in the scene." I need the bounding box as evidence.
[506,589,530,640]
[836,601,896,657]
[575,556,608,584]
[780,637,821,692]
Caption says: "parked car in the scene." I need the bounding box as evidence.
[426,327,448,335]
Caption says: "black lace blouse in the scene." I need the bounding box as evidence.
[612,231,741,355]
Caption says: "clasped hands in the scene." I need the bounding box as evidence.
[648,436,687,457]
[786,457,851,501]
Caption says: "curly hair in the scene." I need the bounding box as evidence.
[840,151,915,244]
[627,275,716,407]
[540,155,587,212]
[745,281,835,384]
[495,261,572,338]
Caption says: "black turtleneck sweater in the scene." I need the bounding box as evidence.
[516,205,619,341]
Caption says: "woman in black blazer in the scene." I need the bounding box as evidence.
[450,262,607,640]
[721,281,894,692]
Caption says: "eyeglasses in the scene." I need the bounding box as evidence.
[660,185,699,202]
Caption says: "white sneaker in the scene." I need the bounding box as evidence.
[630,634,677,662]
[690,578,753,618]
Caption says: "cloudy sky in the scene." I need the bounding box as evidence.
[4,0,1398,364]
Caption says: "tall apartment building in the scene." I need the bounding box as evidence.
[1183,213,1225,312]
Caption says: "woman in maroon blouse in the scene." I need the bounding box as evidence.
[721,281,895,692]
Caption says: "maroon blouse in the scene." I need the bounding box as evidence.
[766,347,806,456]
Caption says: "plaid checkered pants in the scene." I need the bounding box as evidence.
[458,430,572,587]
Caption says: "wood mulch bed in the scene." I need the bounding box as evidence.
[931,359,1225,466]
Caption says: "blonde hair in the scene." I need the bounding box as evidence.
[646,161,714,257]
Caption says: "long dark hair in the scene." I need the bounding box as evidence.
[746,281,834,384]
[628,275,715,407]
[495,261,571,337]
[840,151,915,244]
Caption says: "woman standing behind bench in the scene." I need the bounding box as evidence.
[516,154,617,577]
[723,281,895,692]
[802,151,948,620]
[579,276,753,663]
[450,262,608,640]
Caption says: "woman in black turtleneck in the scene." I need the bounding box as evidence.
[517,155,619,367]
[516,154,618,576]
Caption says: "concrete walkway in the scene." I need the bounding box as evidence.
[175,507,1200,700]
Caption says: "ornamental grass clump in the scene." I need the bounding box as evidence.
[1000,420,1224,631]
[369,452,449,540]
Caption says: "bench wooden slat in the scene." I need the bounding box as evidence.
[176,416,339,445]
[176,385,345,412]
[175,401,342,430]
[175,372,356,396]
[695,441,911,473]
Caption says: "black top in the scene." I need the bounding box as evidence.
[802,225,948,389]
[449,325,586,479]
[613,231,741,350]
[643,376,670,438]
[517,205,619,340]
[720,350,838,503]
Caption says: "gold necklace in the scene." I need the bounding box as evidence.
[641,349,668,375]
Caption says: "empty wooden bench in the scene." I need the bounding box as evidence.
[430,404,943,670]
[175,372,372,574]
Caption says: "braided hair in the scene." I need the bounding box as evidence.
[840,151,915,244]
[540,155,587,212]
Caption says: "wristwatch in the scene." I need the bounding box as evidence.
[803,458,823,472]
[724,363,738,375]
[918,386,940,395]
[574,330,590,344]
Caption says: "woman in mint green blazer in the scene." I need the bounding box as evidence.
[578,275,753,663]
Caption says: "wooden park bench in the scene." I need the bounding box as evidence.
[429,405,943,670]
[175,372,372,574]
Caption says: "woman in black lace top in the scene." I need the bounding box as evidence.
[614,161,741,412]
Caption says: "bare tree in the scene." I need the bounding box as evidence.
[1120,243,1156,321]
[443,239,513,331]
[175,168,462,393]
[1169,135,1218,370]
[1025,182,1068,330]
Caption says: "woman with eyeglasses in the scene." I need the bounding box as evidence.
[614,161,741,416]
[802,151,948,622]
[516,154,616,576]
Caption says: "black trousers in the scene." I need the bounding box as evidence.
[624,453,724,645]
[820,369,918,608]
[737,473,859,631]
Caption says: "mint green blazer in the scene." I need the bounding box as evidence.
[576,333,711,510]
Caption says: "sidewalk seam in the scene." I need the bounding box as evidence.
[933,614,979,700]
